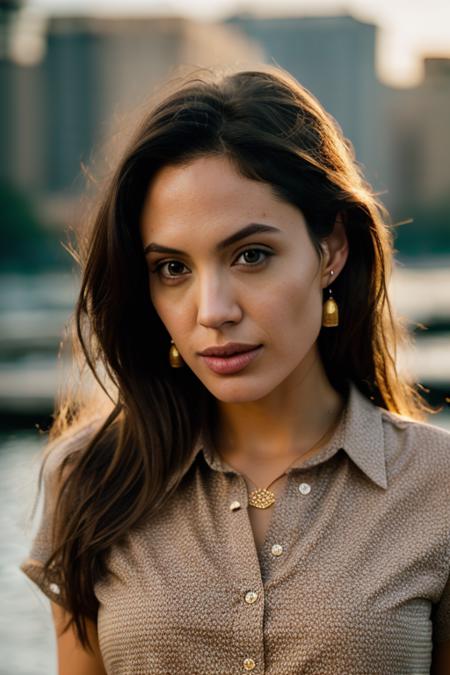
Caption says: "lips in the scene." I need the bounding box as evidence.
[199,345,263,375]
[198,343,261,357]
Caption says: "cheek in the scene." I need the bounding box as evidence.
[266,275,322,344]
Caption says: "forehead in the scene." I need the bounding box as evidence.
[140,156,296,232]
[139,155,311,255]
[140,156,271,224]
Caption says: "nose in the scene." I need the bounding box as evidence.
[197,270,242,329]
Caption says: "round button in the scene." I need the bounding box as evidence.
[49,583,60,594]
[245,591,258,604]
[243,657,256,671]
[230,500,241,511]
[298,482,311,495]
[271,543,283,557]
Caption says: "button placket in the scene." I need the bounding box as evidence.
[228,478,266,674]
[259,474,297,576]
[263,473,315,572]
[257,474,291,558]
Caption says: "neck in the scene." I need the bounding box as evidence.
[210,348,345,467]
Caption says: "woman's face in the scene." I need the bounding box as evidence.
[140,154,332,403]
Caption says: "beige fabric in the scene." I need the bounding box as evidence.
[20,382,450,674]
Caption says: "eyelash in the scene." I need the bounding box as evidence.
[151,247,274,282]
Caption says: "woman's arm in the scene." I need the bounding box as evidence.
[431,641,450,674]
[50,601,107,675]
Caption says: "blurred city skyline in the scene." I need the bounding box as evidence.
[3,0,450,271]
[23,0,450,86]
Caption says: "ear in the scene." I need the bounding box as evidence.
[320,212,349,289]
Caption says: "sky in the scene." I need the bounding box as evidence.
[23,0,450,86]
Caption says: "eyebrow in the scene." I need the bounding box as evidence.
[143,223,282,256]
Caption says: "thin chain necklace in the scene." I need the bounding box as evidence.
[225,415,342,510]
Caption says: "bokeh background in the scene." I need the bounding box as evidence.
[1,0,449,672]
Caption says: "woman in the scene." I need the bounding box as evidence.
[20,65,450,674]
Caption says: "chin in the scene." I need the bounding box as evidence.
[204,377,279,404]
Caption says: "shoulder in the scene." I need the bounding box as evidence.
[380,407,450,475]
[41,416,105,491]
[380,406,450,446]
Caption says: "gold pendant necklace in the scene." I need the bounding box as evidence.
[248,488,277,509]
[245,457,300,509]
[233,414,344,509]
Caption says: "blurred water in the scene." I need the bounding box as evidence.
[1,432,56,675]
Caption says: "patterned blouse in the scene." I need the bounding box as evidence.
[20,382,450,674]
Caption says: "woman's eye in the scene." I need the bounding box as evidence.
[152,260,189,280]
[235,247,272,266]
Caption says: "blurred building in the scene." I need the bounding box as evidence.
[43,16,263,198]
[1,14,264,223]
[1,59,44,190]
[0,1,45,192]
[225,13,384,194]
[384,58,450,213]
[1,10,450,235]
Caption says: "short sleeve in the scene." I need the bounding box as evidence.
[19,422,99,609]
[433,566,450,644]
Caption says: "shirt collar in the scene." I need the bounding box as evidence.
[190,381,388,490]
[335,382,387,490]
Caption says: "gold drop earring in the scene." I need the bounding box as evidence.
[322,269,339,328]
[169,339,184,368]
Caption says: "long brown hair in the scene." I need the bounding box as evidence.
[37,65,430,651]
